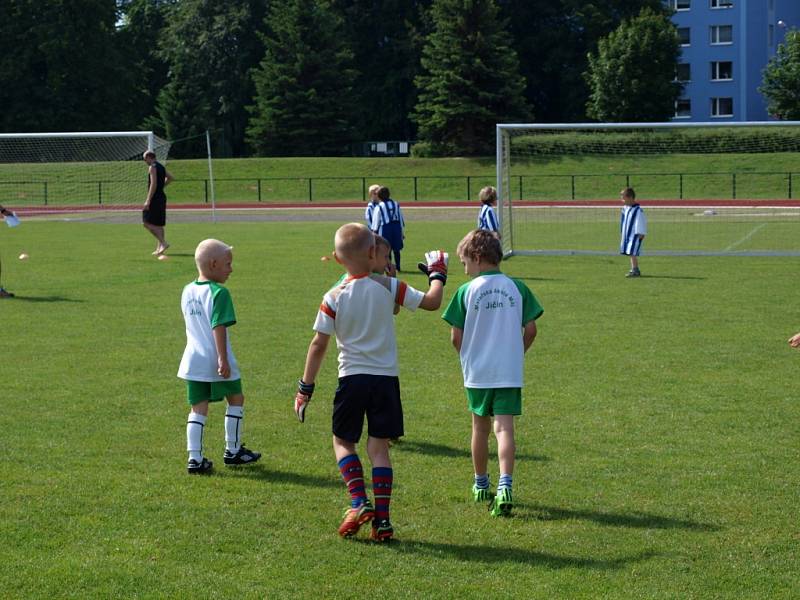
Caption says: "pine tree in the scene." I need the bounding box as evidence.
[585,8,681,122]
[413,0,530,156]
[247,0,358,156]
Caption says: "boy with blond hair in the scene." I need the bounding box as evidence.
[295,223,447,541]
[442,230,543,517]
[178,239,261,474]
[365,184,381,227]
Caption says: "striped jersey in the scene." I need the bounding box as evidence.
[477,204,499,232]
[619,204,647,255]
[370,199,404,236]
[365,201,378,226]
[442,271,543,388]
[313,273,424,377]
[178,280,240,382]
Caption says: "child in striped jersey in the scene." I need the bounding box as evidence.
[295,223,447,541]
[178,239,261,474]
[370,186,405,271]
[477,186,500,235]
[619,187,647,277]
[365,184,381,227]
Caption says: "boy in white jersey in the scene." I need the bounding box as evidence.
[619,187,647,277]
[178,239,261,474]
[294,223,447,541]
[442,230,543,517]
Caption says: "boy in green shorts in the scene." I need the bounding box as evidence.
[178,239,261,474]
[441,230,543,516]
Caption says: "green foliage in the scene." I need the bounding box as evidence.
[153,0,267,157]
[760,30,800,120]
[247,0,359,157]
[585,7,681,122]
[414,0,530,156]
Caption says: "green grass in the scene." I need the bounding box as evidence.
[0,217,798,598]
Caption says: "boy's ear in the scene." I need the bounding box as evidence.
[333,251,344,265]
[368,245,376,260]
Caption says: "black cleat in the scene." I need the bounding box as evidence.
[187,457,213,475]
[223,445,262,466]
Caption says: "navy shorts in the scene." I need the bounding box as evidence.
[332,374,404,443]
[143,196,166,226]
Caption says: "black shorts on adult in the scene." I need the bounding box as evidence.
[332,374,404,443]
[142,196,166,226]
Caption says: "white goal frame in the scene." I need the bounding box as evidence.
[496,121,800,258]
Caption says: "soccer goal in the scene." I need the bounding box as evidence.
[497,121,800,257]
[0,131,171,217]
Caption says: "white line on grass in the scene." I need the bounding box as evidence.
[724,223,767,252]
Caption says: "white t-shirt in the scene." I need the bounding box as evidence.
[177,280,240,382]
[313,273,424,377]
[442,271,543,388]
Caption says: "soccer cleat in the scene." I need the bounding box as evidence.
[489,488,513,517]
[625,269,641,278]
[370,518,394,542]
[223,445,262,466]
[0,288,14,298]
[472,484,495,503]
[187,457,213,475]
[338,501,375,538]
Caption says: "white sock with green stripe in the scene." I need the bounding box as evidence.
[187,412,207,462]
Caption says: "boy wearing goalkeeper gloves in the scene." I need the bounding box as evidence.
[295,223,447,541]
[178,239,261,474]
[442,230,543,517]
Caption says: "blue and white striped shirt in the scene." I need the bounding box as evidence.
[620,204,647,255]
[370,199,404,235]
[478,205,499,232]
[365,202,378,226]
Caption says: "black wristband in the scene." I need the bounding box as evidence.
[297,379,315,397]
[429,272,447,285]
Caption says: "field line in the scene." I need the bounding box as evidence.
[724,223,767,251]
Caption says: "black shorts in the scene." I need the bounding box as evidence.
[143,196,166,226]
[332,374,404,443]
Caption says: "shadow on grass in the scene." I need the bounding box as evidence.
[519,503,719,532]
[636,275,706,280]
[10,295,85,303]
[391,439,548,462]
[367,538,658,570]
[224,464,340,489]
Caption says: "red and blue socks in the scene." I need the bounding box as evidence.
[338,454,368,508]
[372,467,393,520]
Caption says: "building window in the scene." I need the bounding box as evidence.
[678,27,691,46]
[710,25,733,44]
[710,0,733,8]
[670,0,691,10]
[710,61,733,80]
[675,99,692,118]
[676,63,691,81]
[711,97,733,117]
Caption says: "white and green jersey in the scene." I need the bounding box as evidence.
[177,280,240,382]
[442,270,543,388]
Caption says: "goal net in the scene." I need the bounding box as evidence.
[0,132,171,217]
[497,121,800,257]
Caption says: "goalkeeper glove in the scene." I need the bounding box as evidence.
[295,379,314,423]
[418,250,448,285]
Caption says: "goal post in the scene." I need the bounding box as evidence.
[0,131,171,214]
[497,121,800,257]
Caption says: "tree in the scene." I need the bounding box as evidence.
[153,0,267,157]
[247,0,358,156]
[0,0,133,132]
[760,30,800,120]
[413,0,530,156]
[585,8,681,122]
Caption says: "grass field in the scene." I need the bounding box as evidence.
[1,215,798,598]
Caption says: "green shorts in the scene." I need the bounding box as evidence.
[466,387,521,417]
[185,379,243,405]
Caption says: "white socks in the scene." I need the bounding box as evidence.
[186,412,207,462]
[225,405,244,453]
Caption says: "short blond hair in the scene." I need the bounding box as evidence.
[479,186,497,205]
[194,238,232,270]
[457,229,502,265]
[368,184,381,196]
[334,223,374,260]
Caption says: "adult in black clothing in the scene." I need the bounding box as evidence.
[142,150,173,256]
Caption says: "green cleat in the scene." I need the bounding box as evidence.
[489,488,513,517]
[472,484,495,503]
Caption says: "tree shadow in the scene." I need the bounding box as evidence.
[392,439,549,462]
[360,538,659,570]
[223,465,340,489]
[519,503,719,532]
[10,295,85,303]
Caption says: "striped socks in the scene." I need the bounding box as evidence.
[498,473,513,493]
[372,467,393,520]
[474,473,490,490]
[338,454,368,508]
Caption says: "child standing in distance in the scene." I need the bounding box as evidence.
[178,239,261,474]
[365,184,381,227]
[620,187,647,277]
[477,186,500,235]
[370,186,405,271]
[442,230,543,517]
[294,223,447,541]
